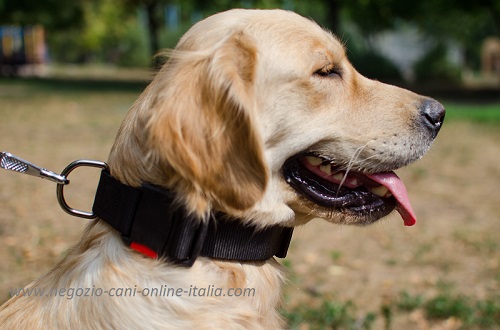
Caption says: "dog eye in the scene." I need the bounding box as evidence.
[314,66,342,78]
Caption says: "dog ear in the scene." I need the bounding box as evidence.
[147,31,268,215]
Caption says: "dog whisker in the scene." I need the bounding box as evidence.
[336,143,369,197]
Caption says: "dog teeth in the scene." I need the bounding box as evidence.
[303,157,391,194]
[371,185,391,197]
[347,178,359,187]
[319,164,332,175]
[305,156,323,166]
[332,173,344,181]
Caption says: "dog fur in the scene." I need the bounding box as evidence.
[0,9,443,329]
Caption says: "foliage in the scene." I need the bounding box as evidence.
[0,0,85,30]
[1,0,499,70]
[413,43,462,83]
[339,0,499,71]
[1,0,150,66]
[338,0,499,39]
[340,27,402,81]
[77,1,149,66]
[348,48,402,81]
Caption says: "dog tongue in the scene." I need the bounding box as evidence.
[366,172,416,226]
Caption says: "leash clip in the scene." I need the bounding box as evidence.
[0,151,107,219]
[1,151,69,184]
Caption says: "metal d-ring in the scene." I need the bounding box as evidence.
[56,160,108,219]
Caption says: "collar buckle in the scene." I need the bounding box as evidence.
[173,214,210,267]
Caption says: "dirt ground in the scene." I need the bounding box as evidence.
[0,79,499,329]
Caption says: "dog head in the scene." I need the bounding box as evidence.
[108,9,444,228]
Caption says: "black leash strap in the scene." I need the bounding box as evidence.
[92,171,293,267]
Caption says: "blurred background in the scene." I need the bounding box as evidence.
[1,1,499,329]
[0,0,499,85]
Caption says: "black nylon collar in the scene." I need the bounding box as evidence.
[92,170,293,267]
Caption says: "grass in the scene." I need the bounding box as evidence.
[282,260,500,328]
[283,300,377,330]
[443,102,500,123]
[0,76,147,96]
[394,286,498,328]
[283,289,500,329]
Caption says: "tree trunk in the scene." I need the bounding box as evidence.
[146,1,161,58]
[325,0,340,34]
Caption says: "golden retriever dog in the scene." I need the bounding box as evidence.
[0,9,444,329]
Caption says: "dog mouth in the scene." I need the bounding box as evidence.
[283,155,416,226]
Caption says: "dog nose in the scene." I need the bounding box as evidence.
[420,99,445,137]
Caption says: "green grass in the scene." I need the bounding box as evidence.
[283,289,500,329]
[403,290,500,329]
[283,300,377,330]
[444,102,500,123]
[396,291,424,311]
[0,77,146,96]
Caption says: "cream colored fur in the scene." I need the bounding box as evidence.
[0,9,437,329]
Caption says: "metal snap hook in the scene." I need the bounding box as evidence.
[1,152,69,184]
[56,160,108,219]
